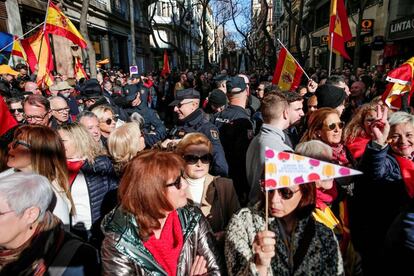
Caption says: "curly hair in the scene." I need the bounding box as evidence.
[343,103,378,144]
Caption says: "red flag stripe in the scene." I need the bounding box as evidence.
[45,24,87,48]
[272,48,287,85]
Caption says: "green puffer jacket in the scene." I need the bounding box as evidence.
[101,204,224,275]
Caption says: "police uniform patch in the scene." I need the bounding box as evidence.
[210,129,219,140]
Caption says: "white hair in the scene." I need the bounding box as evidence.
[388,111,414,128]
[295,140,333,161]
[0,172,53,220]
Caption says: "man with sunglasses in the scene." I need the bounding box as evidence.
[7,98,25,124]
[168,88,228,177]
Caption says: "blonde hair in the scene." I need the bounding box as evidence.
[91,105,114,121]
[108,122,143,173]
[343,103,378,144]
[175,132,212,155]
[57,123,104,163]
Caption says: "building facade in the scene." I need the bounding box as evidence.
[3,0,152,76]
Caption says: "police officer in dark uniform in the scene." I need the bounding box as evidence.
[169,88,228,177]
[212,76,254,205]
[118,78,167,148]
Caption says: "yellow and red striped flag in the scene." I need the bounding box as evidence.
[45,2,87,48]
[272,48,303,91]
[328,0,352,60]
[381,57,414,109]
[11,37,26,60]
[74,56,88,80]
[20,30,54,86]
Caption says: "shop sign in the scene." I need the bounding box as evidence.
[389,16,414,40]
[346,36,372,48]
[361,19,374,35]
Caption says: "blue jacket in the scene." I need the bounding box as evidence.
[81,155,119,226]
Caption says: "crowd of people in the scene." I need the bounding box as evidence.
[0,61,413,276]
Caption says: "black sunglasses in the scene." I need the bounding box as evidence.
[165,171,184,189]
[270,187,300,200]
[325,121,345,131]
[10,108,23,113]
[103,116,118,125]
[183,154,212,165]
[11,140,31,149]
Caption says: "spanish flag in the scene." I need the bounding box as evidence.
[11,37,26,60]
[74,56,88,80]
[45,2,87,48]
[381,57,414,110]
[328,0,352,60]
[20,30,54,86]
[272,48,303,91]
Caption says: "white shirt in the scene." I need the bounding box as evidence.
[186,176,206,204]
[71,171,92,230]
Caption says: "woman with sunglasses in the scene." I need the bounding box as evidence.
[176,133,240,245]
[57,123,118,246]
[92,105,119,147]
[225,176,343,275]
[0,125,73,226]
[101,150,223,275]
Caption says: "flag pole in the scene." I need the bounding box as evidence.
[265,190,269,231]
[0,22,45,53]
[276,38,311,81]
[36,0,51,88]
[328,32,334,77]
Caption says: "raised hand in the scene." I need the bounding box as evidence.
[307,79,318,93]
[371,104,390,146]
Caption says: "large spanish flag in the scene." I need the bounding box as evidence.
[20,30,54,86]
[381,57,414,110]
[328,0,352,60]
[272,48,303,91]
[45,2,87,48]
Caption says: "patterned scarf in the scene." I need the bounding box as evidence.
[331,143,349,166]
[0,212,64,276]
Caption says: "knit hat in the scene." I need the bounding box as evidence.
[315,84,347,109]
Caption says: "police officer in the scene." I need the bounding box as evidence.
[168,88,228,177]
[212,76,254,205]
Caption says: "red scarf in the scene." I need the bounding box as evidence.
[316,185,338,210]
[331,143,349,166]
[393,154,414,198]
[66,160,85,187]
[144,211,183,275]
[346,136,370,159]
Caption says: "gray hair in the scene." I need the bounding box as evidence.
[0,172,53,220]
[76,110,98,122]
[295,140,333,161]
[130,112,145,129]
[389,111,414,128]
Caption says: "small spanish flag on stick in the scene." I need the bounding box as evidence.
[272,39,309,91]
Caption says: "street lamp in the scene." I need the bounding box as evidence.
[185,12,193,69]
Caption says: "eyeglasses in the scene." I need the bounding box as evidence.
[270,187,300,200]
[176,101,193,108]
[102,116,118,125]
[52,107,70,113]
[11,140,31,149]
[24,112,48,121]
[0,210,13,216]
[165,171,184,189]
[183,154,212,165]
[324,121,345,131]
[10,108,23,113]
